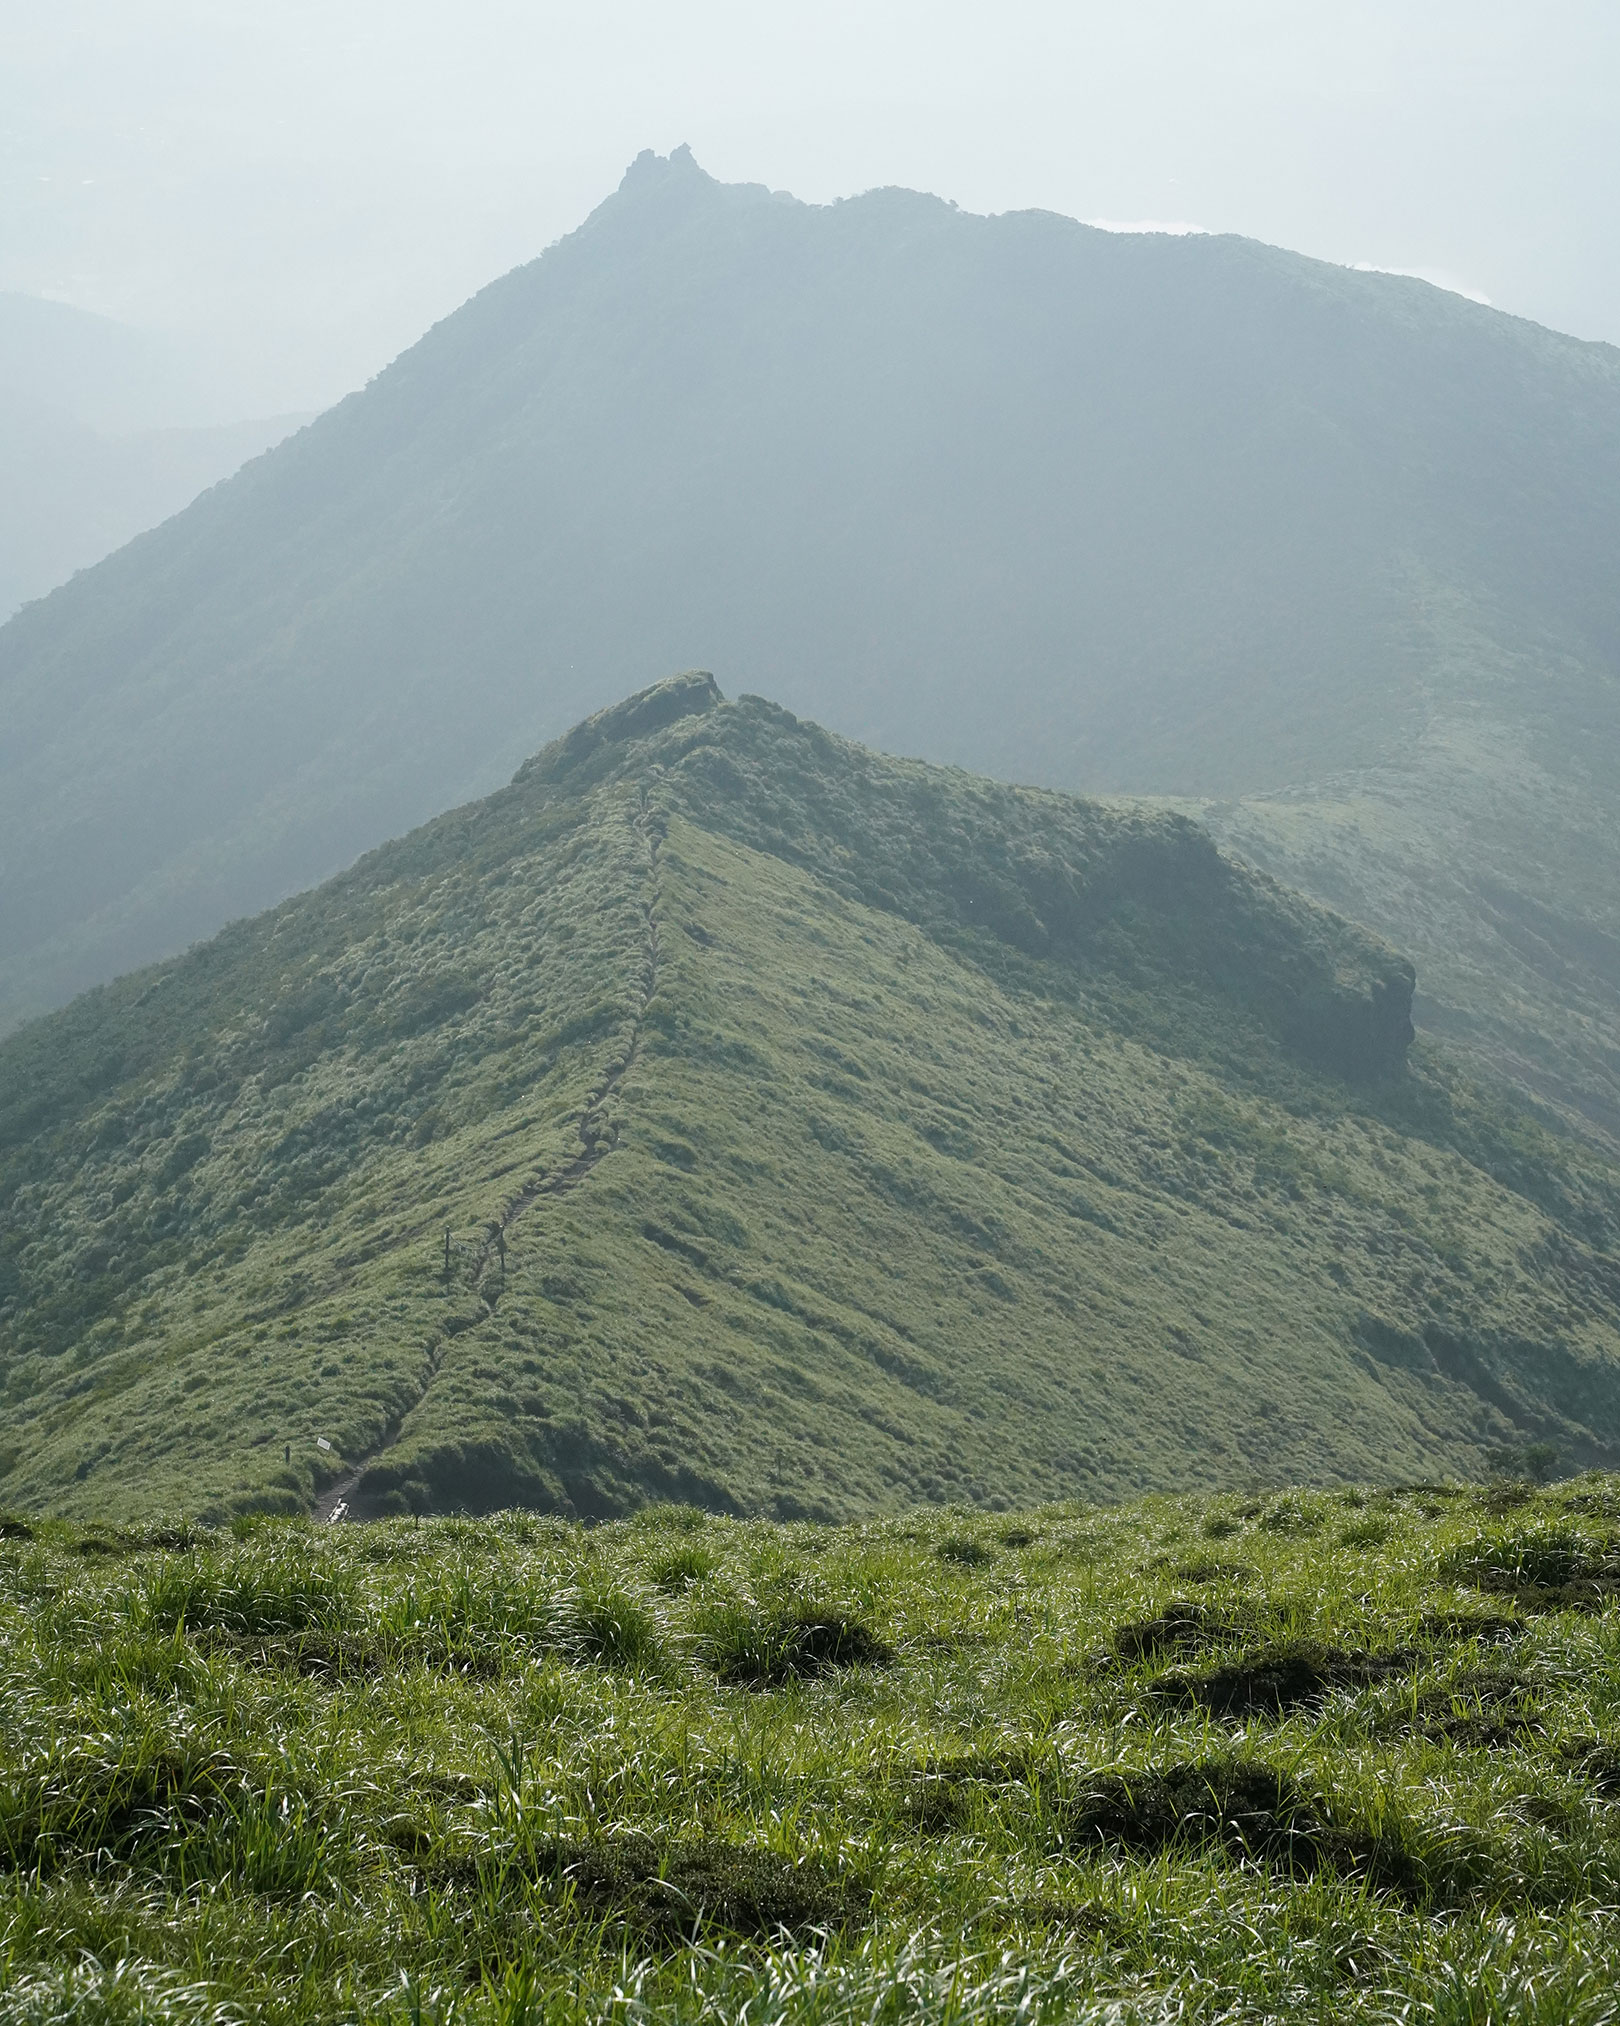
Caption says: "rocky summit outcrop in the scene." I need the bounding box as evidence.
[522,670,723,786]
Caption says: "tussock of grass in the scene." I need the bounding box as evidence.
[1108,1600,1246,1661]
[1151,1641,1407,1717]
[1063,1759,1385,1879]
[1442,1525,1620,1612]
[646,1543,717,1593]
[138,1549,356,1637]
[933,1537,994,1568]
[698,1600,894,1686]
[430,1831,868,1944]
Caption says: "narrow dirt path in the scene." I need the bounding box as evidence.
[316,788,662,1521]
[464,781,662,1311]
[313,1339,444,1522]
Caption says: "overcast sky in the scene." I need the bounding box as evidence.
[5,0,1617,417]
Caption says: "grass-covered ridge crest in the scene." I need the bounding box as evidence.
[3,679,1620,1521]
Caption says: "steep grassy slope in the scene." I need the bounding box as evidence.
[1188,597,1620,1151]
[4,679,1620,1523]
[2,153,1618,1150]
[5,1480,1620,2022]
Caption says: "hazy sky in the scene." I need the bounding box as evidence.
[5,1,1617,416]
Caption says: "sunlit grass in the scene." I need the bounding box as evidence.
[3,1478,1620,2021]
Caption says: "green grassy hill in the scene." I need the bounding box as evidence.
[1189,624,1620,1153]
[4,677,1620,1524]
[4,1478,1620,2022]
[3,151,1618,1155]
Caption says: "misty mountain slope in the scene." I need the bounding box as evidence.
[0,292,308,617]
[0,394,308,620]
[2,152,1618,1140]
[1195,670,1620,1149]
[0,292,222,434]
[4,678,1620,1523]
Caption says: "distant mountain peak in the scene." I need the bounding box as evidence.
[618,143,713,196]
[3,148,1618,1151]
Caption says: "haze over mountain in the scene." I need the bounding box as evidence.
[0,401,309,623]
[8,677,1620,1523]
[2,150,1617,1145]
[0,293,307,620]
[0,291,250,434]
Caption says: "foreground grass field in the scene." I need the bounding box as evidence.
[4,1479,1620,2023]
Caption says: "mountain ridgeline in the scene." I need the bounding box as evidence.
[5,679,1620,1524]
[0,291,307,620]
[2,151,1618,1153]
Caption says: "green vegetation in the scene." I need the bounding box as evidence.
[5,1479,1620,2021]
[3,678,1619,1522]
[1191,624,1620,1151]
[3,151,1618,1159]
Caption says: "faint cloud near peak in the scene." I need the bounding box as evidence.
[1084,218,1208,237]
[1351,261,1493,306]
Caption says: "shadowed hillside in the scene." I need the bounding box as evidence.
[1,152,1617,1150]
[4,679,1620,1523]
